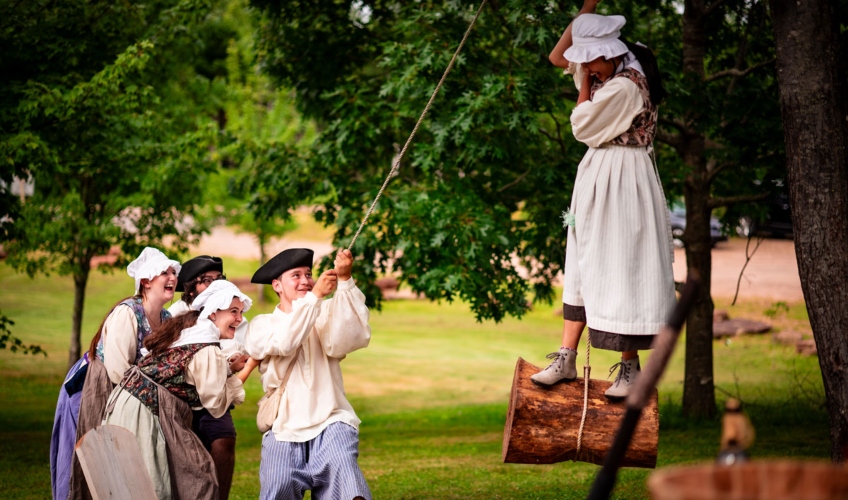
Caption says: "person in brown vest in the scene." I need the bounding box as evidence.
[102,280,253,500]
[532,1,675,399]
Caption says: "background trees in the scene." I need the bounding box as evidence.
[247,0,785,418]
[0,0,223,367]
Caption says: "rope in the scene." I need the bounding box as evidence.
[575,337,592,457]
[347,0,488,249]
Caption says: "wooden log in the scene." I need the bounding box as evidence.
[648,461,848,499]
[502,357,659,468]
[75,425,157,500]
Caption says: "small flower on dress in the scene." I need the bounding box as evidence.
[561,209,576,229]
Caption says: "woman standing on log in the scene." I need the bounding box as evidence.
[531,0,675,399]
[102,280,254,500]
[51,247,181,500]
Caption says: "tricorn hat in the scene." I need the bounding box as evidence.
[176,255,224,292]
[251,248,314,284]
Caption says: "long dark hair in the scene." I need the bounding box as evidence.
[621,39,667,106]
[181,278,200,306]
[143,310,202,356]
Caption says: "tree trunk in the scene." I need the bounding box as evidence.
[680,0,716,419]
[69,266,90,370]
[769,0,848,462]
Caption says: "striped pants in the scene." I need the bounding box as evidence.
[260,422,371,500]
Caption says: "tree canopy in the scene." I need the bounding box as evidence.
[0,0,228,364]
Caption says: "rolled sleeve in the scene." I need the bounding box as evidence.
[570,77,643,148]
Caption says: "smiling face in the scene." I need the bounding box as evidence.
[209,297,245,339]
[582,56,619,82]
[143,267,178,304]
[272,266,314,313]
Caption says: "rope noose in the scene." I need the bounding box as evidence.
[347,0,488,250]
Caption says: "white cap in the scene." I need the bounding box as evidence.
[191,280,252,319]
[563,14,629,64]
[126,247,181,293]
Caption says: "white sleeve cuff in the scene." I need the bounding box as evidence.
[336,278,355,292]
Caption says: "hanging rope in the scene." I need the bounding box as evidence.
[347,0,488,249]
[575,337,592,457]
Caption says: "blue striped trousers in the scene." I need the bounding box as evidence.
[260,422,371,500]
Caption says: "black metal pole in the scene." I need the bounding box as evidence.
[587,277,700,500]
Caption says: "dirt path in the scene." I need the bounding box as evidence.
[673,237,803,302]
[192,226,803,302]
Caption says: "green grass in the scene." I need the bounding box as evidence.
[0,261,830,499]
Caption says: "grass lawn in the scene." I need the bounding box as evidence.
[0,260,830,499]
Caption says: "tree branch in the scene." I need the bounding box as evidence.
[708,192,770,209]
[655,128,681,150]
[544,111,568,158]
[705,59,775,82]
[731,234,765,306]
[707,161,734,182]
[659,116,688,133]
[497,168,530,193]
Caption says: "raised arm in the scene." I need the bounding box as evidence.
[549,0,601,68]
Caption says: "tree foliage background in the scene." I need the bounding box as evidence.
[0,0,229,364]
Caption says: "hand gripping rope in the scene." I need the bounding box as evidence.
[347,0,488,250]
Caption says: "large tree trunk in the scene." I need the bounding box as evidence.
[69,265,90,370]
[680,0,716,419]
[769,0,848,462]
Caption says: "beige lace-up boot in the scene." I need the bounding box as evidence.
[530,347,578,386]
[604,356,640,399]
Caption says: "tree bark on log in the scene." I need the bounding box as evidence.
[769,0,848,462]
[503,358,659,468]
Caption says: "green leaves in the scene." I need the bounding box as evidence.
[250,0,584,320]
[0,311,45,356]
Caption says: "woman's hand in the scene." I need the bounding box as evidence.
[548,0,601,68]
[236,357,260,383]
[228,353,249,373]
[312,269,339,299]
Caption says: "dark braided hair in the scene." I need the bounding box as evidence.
[621,39,667,106]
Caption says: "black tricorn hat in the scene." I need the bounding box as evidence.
[251,248,314,284]
[176,255,224,292]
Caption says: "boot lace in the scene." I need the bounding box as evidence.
[608,361,631,384]
[543,351,564,372]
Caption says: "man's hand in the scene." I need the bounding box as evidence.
[312,269,339,299]
[334,249,354,281]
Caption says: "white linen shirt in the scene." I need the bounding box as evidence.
[567,61,645,148]
[244,278,371,442]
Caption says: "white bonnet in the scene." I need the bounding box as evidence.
[563,14,629,64]
[126,247,181,293]
[191,280,253,319]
